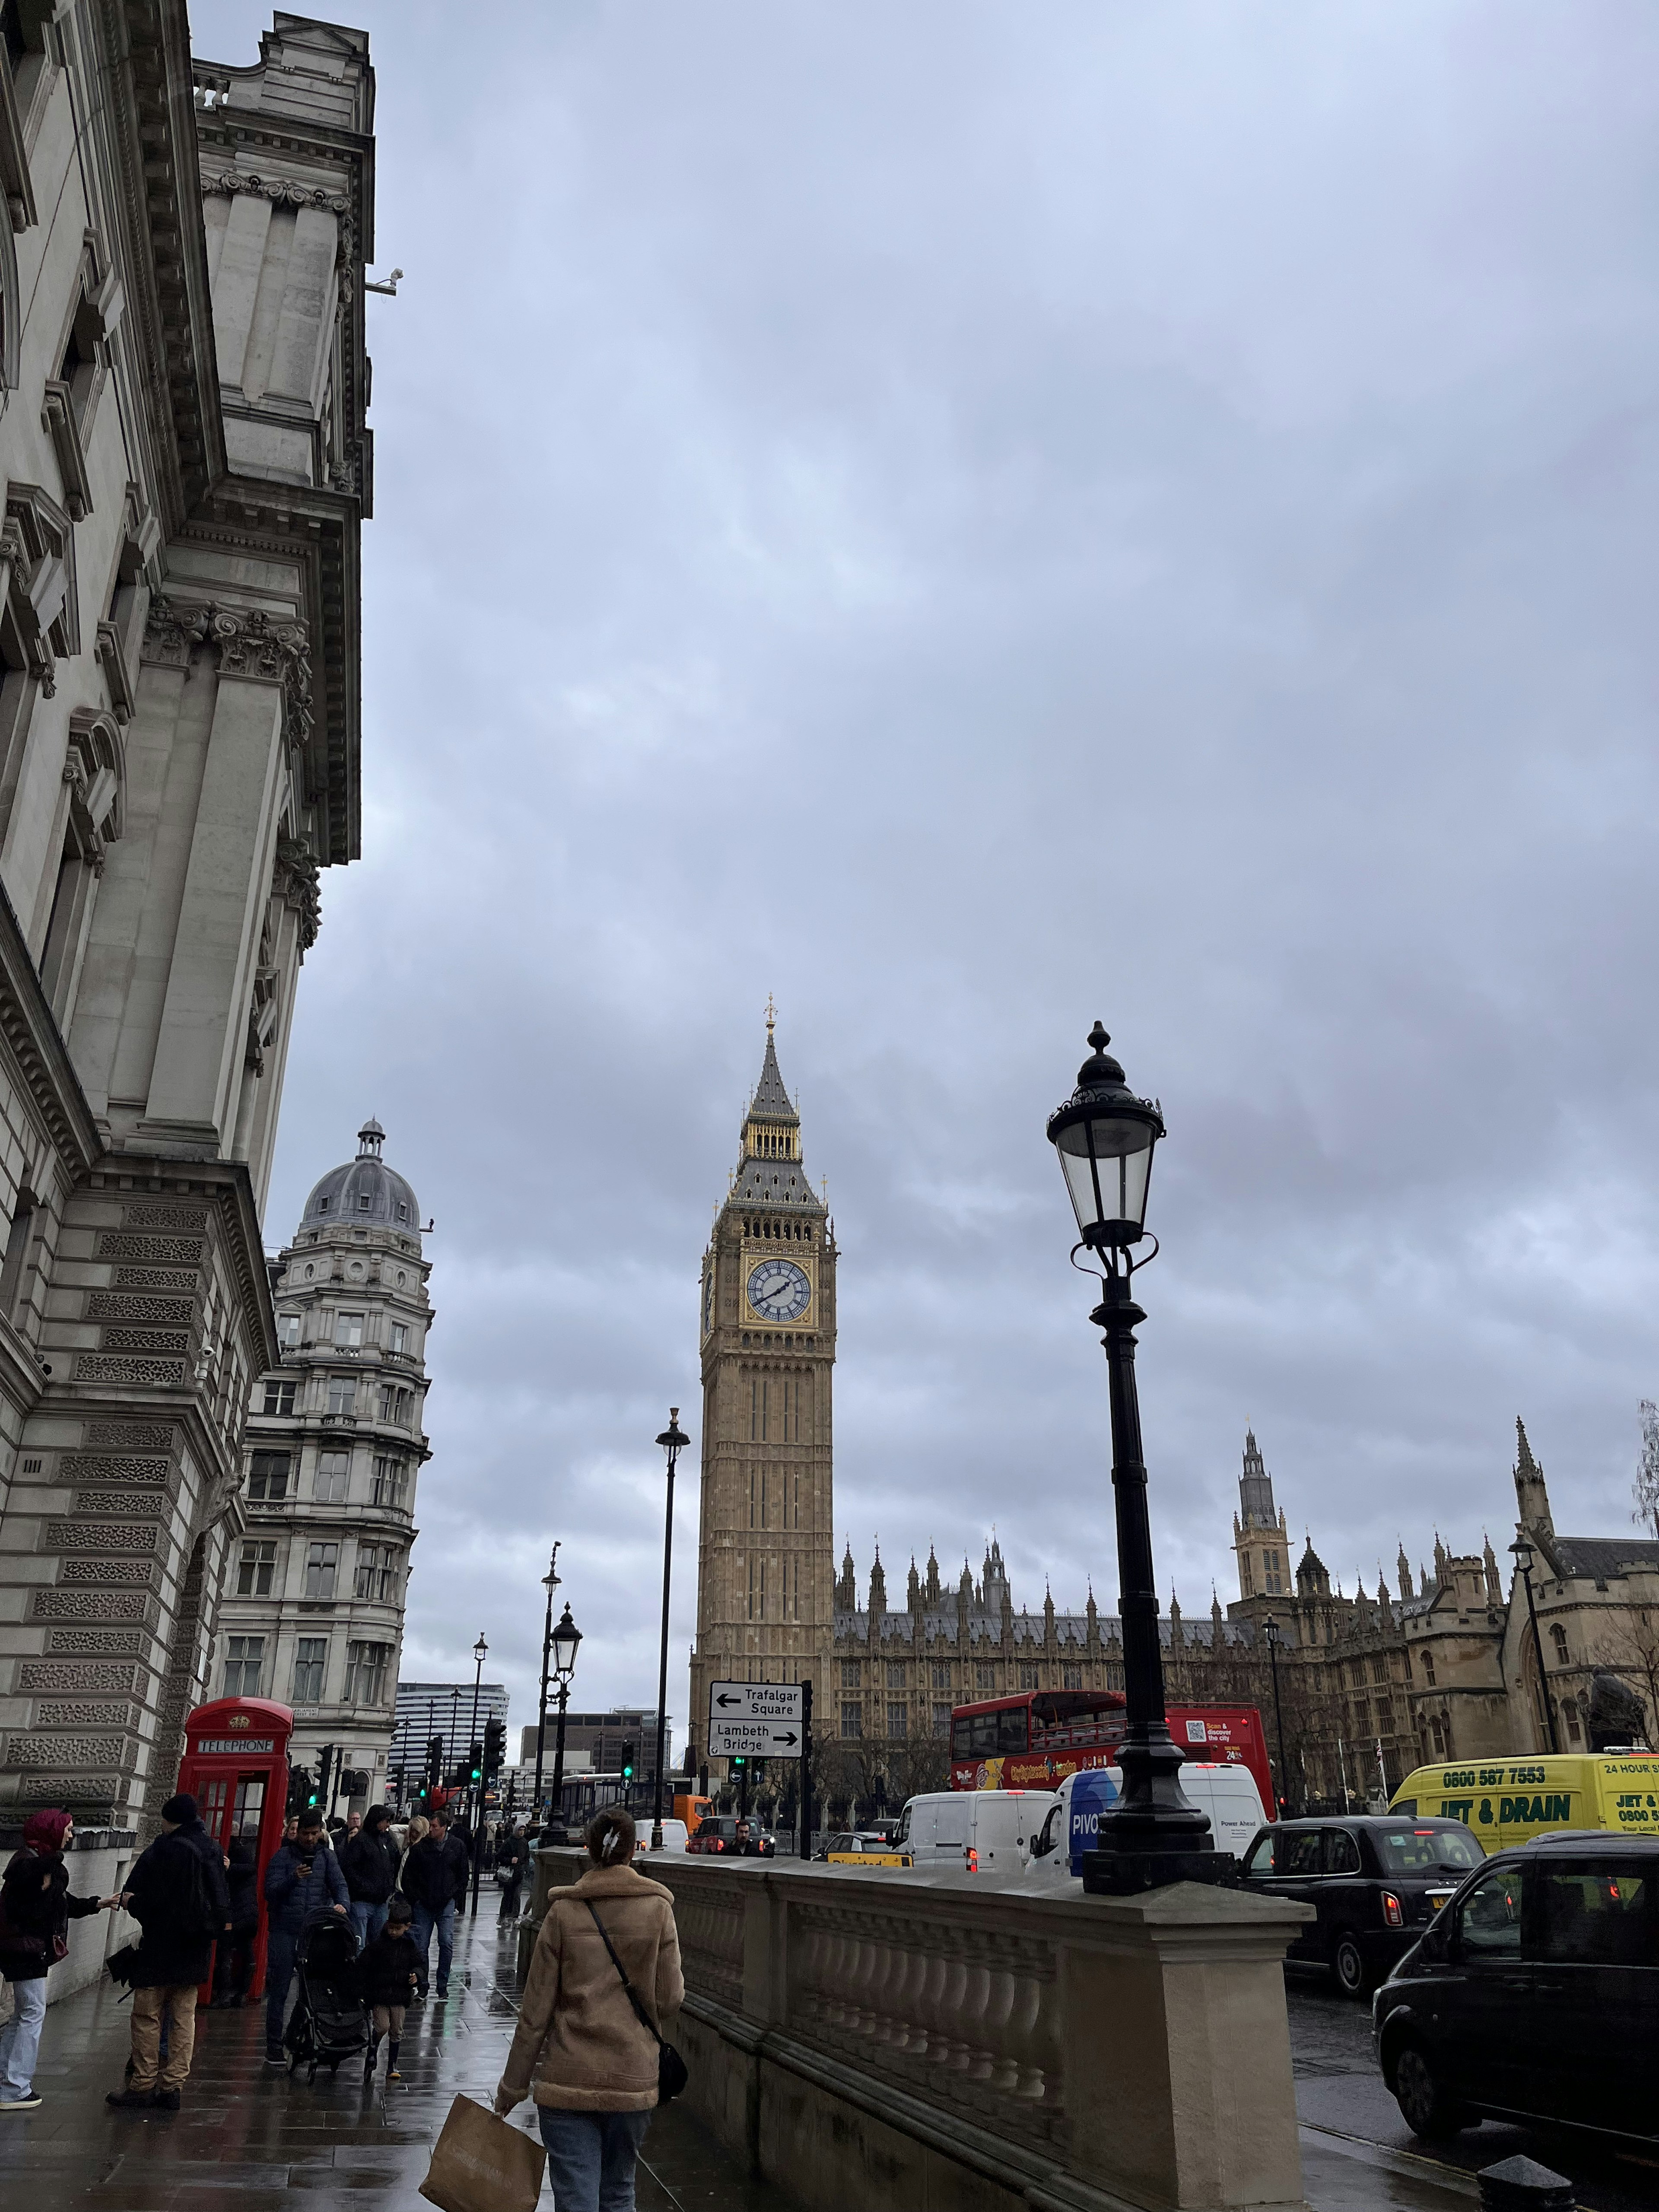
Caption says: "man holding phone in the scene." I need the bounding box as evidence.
[262,1810,349,2065]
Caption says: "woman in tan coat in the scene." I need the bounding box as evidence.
[495,1806,683,2212]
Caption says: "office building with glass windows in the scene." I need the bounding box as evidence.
[211,1121,432,1811]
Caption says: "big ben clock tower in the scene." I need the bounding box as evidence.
[691,1014,836,1773]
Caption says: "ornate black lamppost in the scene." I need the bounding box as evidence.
[1262,1616,1290,1815]
[1047,1023,1231,1893]
[532,1545,562,1821]
[649,1411,690,1850]
[1510,1537,1559,1754]
[467,1632,488,1912]
[547,1602,582,1835]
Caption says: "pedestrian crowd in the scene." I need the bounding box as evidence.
[1,1798,546,2105]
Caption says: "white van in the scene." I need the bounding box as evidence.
[896,1789,1054,1874]
[1023,1763,1267,1890]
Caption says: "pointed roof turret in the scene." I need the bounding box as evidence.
[1396,1541,1414,1601]
[1296,1535,1330,1598]
[732,1012,823,1211]
[1513,1416,1554,1536]
[1238,1428,1278,1529]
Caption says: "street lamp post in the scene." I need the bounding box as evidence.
[1262,1616,1290,1815]
[467,1632,487,1913]
[532,1545,562,1822]
[1510,1537,1560,1754]
[650,1410,691,1851]
[547,1603,582,1837]
[1046,1023,1231,1894]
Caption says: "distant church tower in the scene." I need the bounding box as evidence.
[690,1018,836,1774]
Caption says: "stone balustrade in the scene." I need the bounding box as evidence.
[530,1847,1313,2212]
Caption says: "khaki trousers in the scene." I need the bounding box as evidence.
[130,1983,197,2092]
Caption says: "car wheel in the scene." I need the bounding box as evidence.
[1392,2042,1466,2140]
[1332,1932,1372,1998]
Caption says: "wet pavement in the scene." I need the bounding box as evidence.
[1287,1964,1659,2212]
[0,1903,790,2212]
[7,1913,1650,2210]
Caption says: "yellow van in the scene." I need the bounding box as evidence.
[1391,1754,1659,1851]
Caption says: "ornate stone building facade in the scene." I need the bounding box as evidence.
[690,1021,836,1770]
[211,1122,430,1815]
[0,12,376,1846]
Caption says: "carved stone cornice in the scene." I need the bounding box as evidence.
[272,833,320,951]
[141,597,313,754]
[199,169,356,263]
[0,874,102,1176]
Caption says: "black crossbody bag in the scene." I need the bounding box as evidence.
[586,1902,688,2103]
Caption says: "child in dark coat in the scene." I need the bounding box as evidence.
[359,1896,420,2081]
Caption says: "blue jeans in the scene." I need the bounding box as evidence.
[409,1897,455,1992]
[0,1976,47,2100]
[349,1901,389,1950]
[537,2109,651,2212]
[264,1930,297,2053]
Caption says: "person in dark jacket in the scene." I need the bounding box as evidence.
[400,1809,468,1999]
[106,1793,231,2112]
[261,1809,350,2064]
[211,1838,261,2007]
[339,1805,399,1950]
[0,1810,119,2111]
[496,1823,530,1920]
[360,1896,421,2082]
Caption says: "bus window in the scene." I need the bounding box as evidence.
[971,1713,998,1754]
[996,1707,1028,1754]
[951,1717,975,1757]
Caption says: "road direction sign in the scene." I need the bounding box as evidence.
[707,1680,804,1759]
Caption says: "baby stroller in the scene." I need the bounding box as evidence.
[284,1913,369,2082]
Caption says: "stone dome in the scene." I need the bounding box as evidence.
[300,1119,420,1230]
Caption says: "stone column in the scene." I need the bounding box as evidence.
[1059,1881,1313,2212]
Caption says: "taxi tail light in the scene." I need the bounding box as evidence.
[966,1847,979,1873]
[1382,1891,1404,1929]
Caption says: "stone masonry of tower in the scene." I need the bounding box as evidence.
[212,1122,432,1815]
[0,14,375,1876]
[691,1025,836,1774]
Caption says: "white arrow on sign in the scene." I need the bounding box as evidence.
[707,1680,803,1724]
[706,1718,802,1759]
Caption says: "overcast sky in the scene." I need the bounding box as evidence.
[195,2,1659,1742]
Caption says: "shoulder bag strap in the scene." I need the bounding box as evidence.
[585,1902,662,2047]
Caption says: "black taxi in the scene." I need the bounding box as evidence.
[1373,1833,1659,2143]
[1239,1814,1483,1996]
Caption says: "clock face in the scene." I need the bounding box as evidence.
[747,1257,811,1323]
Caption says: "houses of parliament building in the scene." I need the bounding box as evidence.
[692,1025,1659,1807]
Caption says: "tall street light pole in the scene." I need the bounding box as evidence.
[547,1603,582,1837]
[1262,1616,1290,1816]
[532,1545,562,1823]
[651,1410,691,1851]
[1510,1537,1560,1754]
[1046,1024,1230,1895]
[467,1632,487,1914]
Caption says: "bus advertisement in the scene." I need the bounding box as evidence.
[950,1691,1274,1816]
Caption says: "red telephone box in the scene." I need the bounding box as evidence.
[177,1696,293,2002]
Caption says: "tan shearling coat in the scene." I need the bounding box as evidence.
[498,1863,684,2112]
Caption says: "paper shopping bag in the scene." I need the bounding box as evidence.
[418,2094,547,2212]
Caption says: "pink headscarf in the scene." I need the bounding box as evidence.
[22,1809,71,1853]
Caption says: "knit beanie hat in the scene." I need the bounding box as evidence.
[160,1792,198,1824]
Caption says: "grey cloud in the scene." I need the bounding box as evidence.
[191,0,1659,1723]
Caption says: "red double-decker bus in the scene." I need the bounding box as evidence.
[949,1691,1275,1816]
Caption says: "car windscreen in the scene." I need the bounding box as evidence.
[1372,1825,1482,1875]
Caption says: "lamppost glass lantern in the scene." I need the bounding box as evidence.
[1046,1023,1164,1249]
[1510,1537,1535,1578]
[551,1602,582,1682]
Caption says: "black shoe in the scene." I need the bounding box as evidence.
[0,2093,42,2111]
[435,1984,449,1999]
[150,2090,180,2112]
[107,2089,154,2110]
[264,2050,286,2068]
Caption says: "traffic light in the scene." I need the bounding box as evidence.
[426,1735,444,1786]
[286,1765,316,1815]
[620,1742,635,1782]
[483,1716,506,1779]
[731,1756,745,1772]
[469,1739,483,1783]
